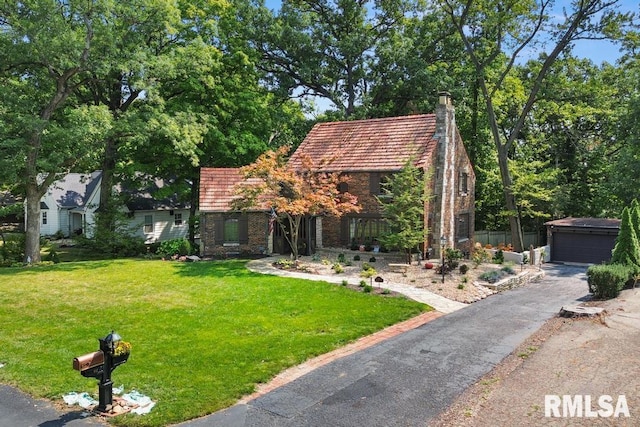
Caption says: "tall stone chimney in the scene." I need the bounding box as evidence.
[434,91,456,257]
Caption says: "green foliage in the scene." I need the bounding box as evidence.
[587,264,632,299]
[369,256,376,263]
[337,253,346,263]
[493,249,505,264]
[353,254,361,261]
[363,284,373,293]
[501,265,516,275]
[472,246,492,267]
[0,233,25,266]
[377,160,430,263]
[459,264,469,275]
[332,263,344,273]
[445,248,464,271]
[157,239,193,258]
[478,270,505,284]
[611,207,640,267]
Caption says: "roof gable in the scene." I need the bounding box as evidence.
[288,114,438,172]
[46,171,102,209]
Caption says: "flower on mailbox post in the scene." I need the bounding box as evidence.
[114,341,131,357]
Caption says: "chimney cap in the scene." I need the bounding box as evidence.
[438,91,452,106]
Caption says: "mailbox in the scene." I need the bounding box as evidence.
[73,351,105,379]
[72,331,130,414]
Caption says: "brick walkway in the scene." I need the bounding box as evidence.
[238,310,444,403]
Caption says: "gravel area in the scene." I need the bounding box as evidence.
[288,248,540,304]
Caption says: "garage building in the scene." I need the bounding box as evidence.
[545,218,621,264]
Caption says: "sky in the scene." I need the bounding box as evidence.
[262,0,639,65]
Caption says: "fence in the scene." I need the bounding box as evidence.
[474,230,542,249]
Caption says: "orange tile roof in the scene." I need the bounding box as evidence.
[199,168,267,212]
[288,114,438,172]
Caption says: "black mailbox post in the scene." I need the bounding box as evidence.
[73,330,130,413]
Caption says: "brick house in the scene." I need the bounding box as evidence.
[199,92,475,258]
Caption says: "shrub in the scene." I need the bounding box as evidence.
[363,284,373,293]
[341,280,348,286]
[479,270,504,284]
[459,264,469,274]
[332,263,344,273]
[0,233,25,264]
[457,283,465,290]
[337,253,346,263]
[472,246,492,267]
[369,256,376,263]
[353,254,361,261]
[358,280,367,287]
[158,239,192,258]
[493,249,504,264]
[587,264,631,299]
[445,248,464,270]
[360,267,377,278]
[501,265,515,275]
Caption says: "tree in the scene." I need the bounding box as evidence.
[248,0,417,118]
[232,146,361,259]
[376,160,430,264]
[0,1,113,263]
[611,206,640,267]
[438,0,633,251]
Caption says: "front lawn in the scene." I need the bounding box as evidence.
[0,259,428,426]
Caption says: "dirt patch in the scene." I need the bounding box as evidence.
[281,249,540,304]
[431,287,640,426]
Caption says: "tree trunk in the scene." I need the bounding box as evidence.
[24,183,43,264]
[497,145,525,252]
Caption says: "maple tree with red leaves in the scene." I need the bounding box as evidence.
[233,146,361,259]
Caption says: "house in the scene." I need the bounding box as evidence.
[545,218,621,264]
[37,171,191,243]
[38,171,102,238]
[199,92,476,259]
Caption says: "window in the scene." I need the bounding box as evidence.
[338,182,349,193]
[144,215,153,233]
[459,172,469,195]
[370,173,392,196]
[456,213,470,239]
[224,218,239,244]
[42,211,47,225]
[174,213,183,226]
[348,217,389,244]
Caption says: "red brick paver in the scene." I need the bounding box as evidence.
[239,310,443,403]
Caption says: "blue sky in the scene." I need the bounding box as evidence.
[262,0,638,65]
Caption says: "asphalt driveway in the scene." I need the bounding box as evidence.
[182,264,588,426]
[0,264,588,427]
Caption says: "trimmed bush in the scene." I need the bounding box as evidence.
[158,238,192,257]
[587,264,631,299]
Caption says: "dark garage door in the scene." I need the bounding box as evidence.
[551,231,616,264]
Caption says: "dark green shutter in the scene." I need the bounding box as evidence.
[239,214,249,244]
[214,217,224,245]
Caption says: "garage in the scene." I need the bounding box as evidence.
[545,218,620,264]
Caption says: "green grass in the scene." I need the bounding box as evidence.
[0,259,429,426]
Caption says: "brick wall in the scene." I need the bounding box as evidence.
[200,212,268,257]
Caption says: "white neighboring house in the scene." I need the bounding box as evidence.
[38,171,102,238]
[37,171,191,243]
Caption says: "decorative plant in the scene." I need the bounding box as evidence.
[114,341,131,356]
